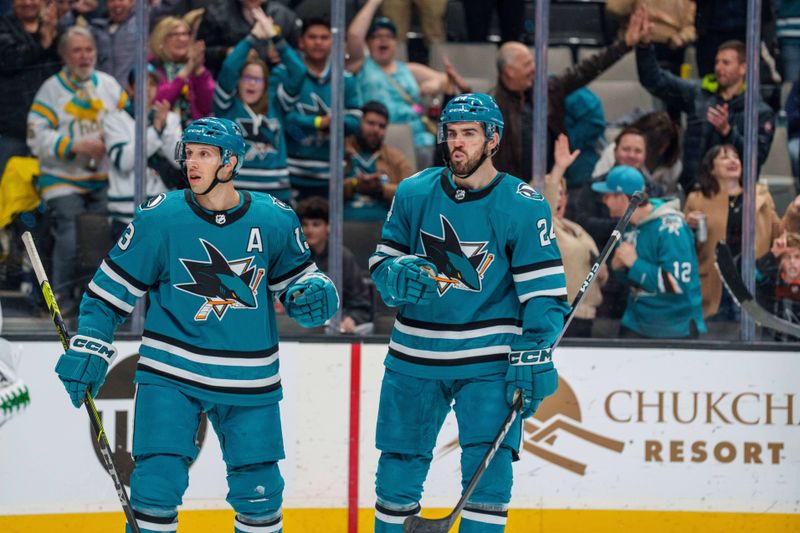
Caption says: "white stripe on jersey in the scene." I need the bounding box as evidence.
[374,510,409,525]
[88,280,135,313]
[393,320,521,340]
[138,357,281,388]
[518,287,568,303]
[368,245,405,269]
[99,260,146,298]
[238,168,289,178]
[234,517,283,533]
[512,265,565,283]
[136,518,177,532]
[268,263,319,293]
[461,510,507,525]
[141,336,279,368]
[389,340,510,360]
[287,157,329,168]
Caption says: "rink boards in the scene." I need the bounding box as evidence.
[0,340,797,532]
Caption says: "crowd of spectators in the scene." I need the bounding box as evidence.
[0,0,799,342]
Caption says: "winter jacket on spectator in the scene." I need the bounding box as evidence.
[0,12,60,141]
[344,134,413,221]
[606,0,696,47]
[197,0,301,77]
[542,176,607,320]
[636,44,775,192]
[684,182,783,317]
[492,40,631,180]
[91,12,138,86]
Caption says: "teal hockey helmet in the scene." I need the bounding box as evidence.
[175,117,246,173]
[437,93,504,145]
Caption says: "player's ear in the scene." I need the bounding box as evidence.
[487,131,499,151]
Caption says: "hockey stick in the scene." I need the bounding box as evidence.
[715,241,800,338]
[21,232,141,533]
[404,191,645,533]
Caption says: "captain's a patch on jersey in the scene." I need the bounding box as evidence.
[420,215,494,295]
[175,239,265,321]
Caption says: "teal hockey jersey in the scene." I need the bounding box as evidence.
[213,36,305,201]
[277,62,362,190]
[618,198,707,338]
[78,190,318,406]
[370,167,570,380]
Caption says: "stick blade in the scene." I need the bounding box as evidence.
[715,241,752,305]
[403,514,456,533]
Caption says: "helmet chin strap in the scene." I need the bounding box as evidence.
[195,164,235,196]
[444,140,490,180]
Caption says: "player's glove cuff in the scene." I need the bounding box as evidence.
[508,347,553,367]
[68,335,118,366]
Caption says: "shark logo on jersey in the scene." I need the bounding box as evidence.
[237,116,281,160]
[659,214,684,236]
[175,239,265,321]
[420,215,494,295]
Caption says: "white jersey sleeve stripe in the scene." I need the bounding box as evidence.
[518,287,568,303]
[88,280,135,314]
[99,259,147,298]
[512,265,565,283]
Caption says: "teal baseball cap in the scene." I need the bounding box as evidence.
[591,165,645,196]
[367,16,397,38]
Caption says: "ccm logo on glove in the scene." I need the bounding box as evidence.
[509,349,552,365]
[70,336,118,363]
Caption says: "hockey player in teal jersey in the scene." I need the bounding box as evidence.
[53,117,339,533]
[369,94,570,532]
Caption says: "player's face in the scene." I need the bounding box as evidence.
[444,122,492,175]
[602,192,629,218]
[238,63,266,105]
[781,249,800,281]
[714,49,745,89]
[300,25,332,63]
[614,133,646,169]
[301,218,328,249]
[184,143,228,192]
[711,147,742,183]
[367,28,397,65]
[63,34,96,81]
[359,111,387,151]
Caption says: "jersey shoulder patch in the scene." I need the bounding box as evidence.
[515,182,544,201]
